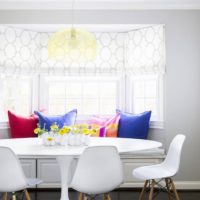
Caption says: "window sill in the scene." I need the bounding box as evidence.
[0,121,9,129]
[0,120,164,130]
[150,121,164,129]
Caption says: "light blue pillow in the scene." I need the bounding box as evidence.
[117,110,151,139]
[34,109,77,131]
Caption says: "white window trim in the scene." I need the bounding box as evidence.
[0,75,38,129]
[32,75,40,113]
[39,75,49,112]
[126,74,164,129]
[0,121,9,129]
[0,74,164,130]
[40,75,124,119]
[150,120,164,129]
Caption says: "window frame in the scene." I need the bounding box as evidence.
[0,75,36,122]
[126,74,164,129]
[39,75,125,120]
[0,74,164,129]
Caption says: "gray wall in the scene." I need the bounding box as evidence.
[0,10,200,181]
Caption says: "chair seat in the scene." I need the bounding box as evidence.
[71,146,123,196]
[132,135,185,200]
[133,164,175,180]
[27,178,43,187]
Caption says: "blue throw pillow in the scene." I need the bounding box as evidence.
[117,110,151,139]
[34,109,77,131]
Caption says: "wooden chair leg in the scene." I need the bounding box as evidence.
[165,178,172,200]
[24,189,31,200]
[148,179,155,200]
[170,178,180,200]
[139,180,149,200]
[78,193,83,200]
[83,194,88,200]
[106,193,111,200]
[103,193,111,200]
[2,192,7,200]
[12,193,17,200]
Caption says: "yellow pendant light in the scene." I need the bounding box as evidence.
[48,27,97,61]
[48,0,97,61]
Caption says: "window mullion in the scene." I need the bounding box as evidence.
[31,75,39,113]
[39,75,49,112]
[125,75,132,113]
[65,81,67,113]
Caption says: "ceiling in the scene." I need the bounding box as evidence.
[6,24,154,32]
[0,0,200,10]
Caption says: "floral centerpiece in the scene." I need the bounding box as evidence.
[34,123,97,146]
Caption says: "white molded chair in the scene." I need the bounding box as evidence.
[133,134,186,200]
[0,147,42,200]
[70,146,123,200]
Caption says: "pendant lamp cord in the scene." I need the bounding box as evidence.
[71,0,75,29]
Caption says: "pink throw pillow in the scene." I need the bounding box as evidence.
[89,114,120,137]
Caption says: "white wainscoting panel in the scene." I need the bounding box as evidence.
[20,159,37,188]
[37,159,61,188]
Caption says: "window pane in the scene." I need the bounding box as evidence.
[145,98,157,115]
[66,83,82,98]
[82,99,99,115]
[0,77,31,121]
[48,99,65,115]
[100,82,116,98]
[145,80,157,98]
[66,98,82,113]
[134,98,145,114]
[49,83,65,96]
[132,75,159,120]
[133,81,144,98]
[99,98,116,115]
[83,82,99,98]
[47,76,118,116]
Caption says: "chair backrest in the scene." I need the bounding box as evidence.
[71,146,123,195]
[0,147,27,192]
[162,134,186,175]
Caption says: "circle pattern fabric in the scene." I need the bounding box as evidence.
[0,25,165,76]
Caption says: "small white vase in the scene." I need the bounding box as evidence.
[68,133,75,146]
[80,134,85,144]
[74,134,81,146]
[60,134,68,146]
[84,134,90,145]
[54,134,61,144]
[42,132,55,146]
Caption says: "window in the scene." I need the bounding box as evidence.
[127,74,163,122]
[0,76,32,121]
[0,25,165,128]
[0,74,163,127]
[43,76,121,116]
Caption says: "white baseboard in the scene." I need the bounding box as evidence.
[174,181,200,190]
[121,181,200,190]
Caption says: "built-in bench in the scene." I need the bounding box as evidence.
[19,148,165,188]
[1,126,165,188]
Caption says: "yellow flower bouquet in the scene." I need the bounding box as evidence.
[34,122,97,146]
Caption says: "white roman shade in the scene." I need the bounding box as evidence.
[0,26,41,75]
[125,25,165,75]
[40,32,125,75]
[0,25,165,76]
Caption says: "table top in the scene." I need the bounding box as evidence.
[0,137,162,157]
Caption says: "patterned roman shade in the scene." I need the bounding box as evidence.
[0,26,41,75]
[0,25,165,76]
[125,25,165,75]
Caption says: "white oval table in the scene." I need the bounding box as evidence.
[0,137,162,200]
